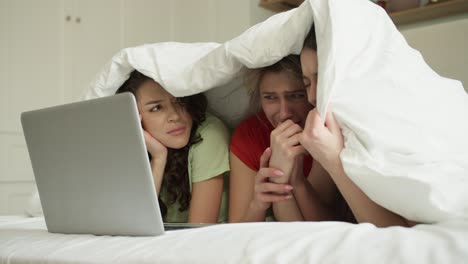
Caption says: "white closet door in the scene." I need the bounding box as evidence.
[63,0,123,102]
[0,0,63,215]
[0,0,63,132]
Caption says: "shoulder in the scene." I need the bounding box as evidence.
[196,113,229,143]
[230,113,272,171]
[190,112,230,157]
[231,113,271,146]
[189,112,230,182]
[235,114,265,132]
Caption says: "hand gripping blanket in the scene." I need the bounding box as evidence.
[82,0,468,223]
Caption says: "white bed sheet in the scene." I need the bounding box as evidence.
[1,216,467,264]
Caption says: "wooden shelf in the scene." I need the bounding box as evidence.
[391,0,468,25]
[259,0,304,13]
[259,0,468,26]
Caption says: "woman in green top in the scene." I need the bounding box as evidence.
[116,70,229,223]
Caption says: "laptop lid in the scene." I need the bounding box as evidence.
[21,93,165,236]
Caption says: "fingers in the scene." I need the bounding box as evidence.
[274,119,296,133]
[256,167,283,184]
[272,120,302,139]
[271,123,303,155]
[305,109,323,133]
[255,147,295,206]
[255,182,293,194]
[259,147,272,169]
[281,123,303,139]
[305,109,340,134]
[287,133,303,147]
[274,140,306,160]
[304,109,340,143]
[325,111,341,135]
[255,182,293,204]
[257,192,292,203]
[291,145,306,156]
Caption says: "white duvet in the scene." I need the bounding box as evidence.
[1,217,468,264]
[79,0,468,224]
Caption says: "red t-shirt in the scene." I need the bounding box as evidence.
[230,112,312,175]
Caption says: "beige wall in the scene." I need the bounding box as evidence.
[399,14,468,92]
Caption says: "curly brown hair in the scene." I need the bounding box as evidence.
[116,70,207,220]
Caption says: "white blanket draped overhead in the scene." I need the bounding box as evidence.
[83,0,468,224]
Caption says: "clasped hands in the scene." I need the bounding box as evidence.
[251,110,343,211]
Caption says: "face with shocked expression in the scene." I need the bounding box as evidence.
[259,71,312,128]
[136,80,193,149]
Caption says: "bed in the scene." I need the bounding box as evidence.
[1,216,467,263]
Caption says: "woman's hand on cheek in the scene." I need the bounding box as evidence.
[299,109,344,173]
[142,130,168,161]
[140,114,168,161]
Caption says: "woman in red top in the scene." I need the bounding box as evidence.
[229,55,340,222]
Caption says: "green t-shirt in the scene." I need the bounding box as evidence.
[160,113,230,223]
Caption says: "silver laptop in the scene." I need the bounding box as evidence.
[21,93,207,236]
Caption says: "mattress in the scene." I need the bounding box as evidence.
[1,216,467,264]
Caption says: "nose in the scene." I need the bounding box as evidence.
[278,99,293,122]
[167,103,182,122]
[307,85,317,107]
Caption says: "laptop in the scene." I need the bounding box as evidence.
[21,93,209,236]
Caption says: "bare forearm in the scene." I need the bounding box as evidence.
[272,196,304,221]
[188,176,223,223]
[239,202,268,222]
[329,163,409,227]
[293,181,334,221]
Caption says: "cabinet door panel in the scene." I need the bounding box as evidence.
[64,0,123,102]
[0,0,62,215]
[0,0,63,133]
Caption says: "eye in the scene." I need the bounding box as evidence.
[150,105,161,112]
[263,95,277,100]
